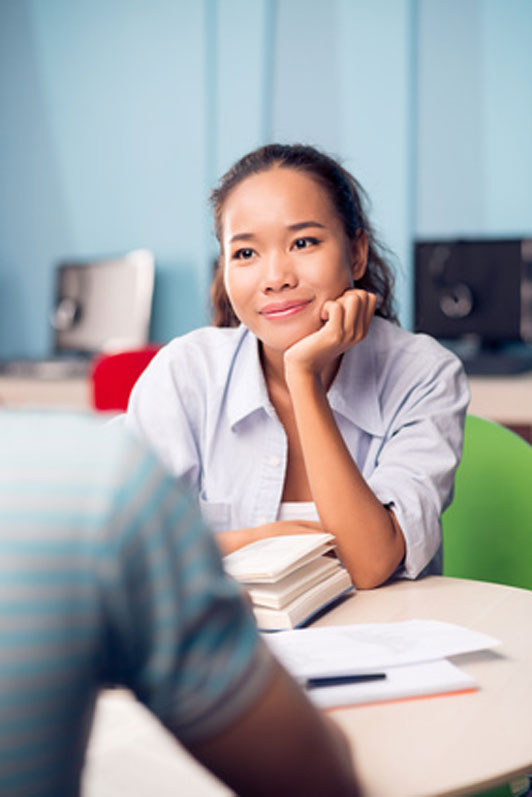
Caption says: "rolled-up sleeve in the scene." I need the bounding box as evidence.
[368,345,469,579]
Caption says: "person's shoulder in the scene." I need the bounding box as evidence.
[1,409,158,503]
[157,325,250,381]
[367,319,469,420]
[1,409,120,455]
[371,317,463,371]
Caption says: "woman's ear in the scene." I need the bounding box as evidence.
[351,231,368,282]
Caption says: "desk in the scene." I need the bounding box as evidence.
[83,576,532,797]
[318,576,532,796]
[0,376,91,410]
[469,373,532,442]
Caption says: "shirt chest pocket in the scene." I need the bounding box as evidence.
[198,494,232,533]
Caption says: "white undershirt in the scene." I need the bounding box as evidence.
[277,501,320,523]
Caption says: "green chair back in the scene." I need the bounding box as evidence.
[442,415,532,590]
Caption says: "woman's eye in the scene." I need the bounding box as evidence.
[233,248,255,260]
[293,237,319,250]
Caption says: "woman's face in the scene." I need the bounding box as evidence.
[221,166,367,353]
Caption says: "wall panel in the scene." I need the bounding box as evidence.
[335,0,415,324]
[2,1,531,358]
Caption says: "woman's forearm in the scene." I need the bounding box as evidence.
[285,366,405,588]
[216,520,322,556]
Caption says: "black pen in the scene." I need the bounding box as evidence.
[306,673,386,689]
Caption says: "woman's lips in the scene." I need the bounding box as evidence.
[259,299,312,319]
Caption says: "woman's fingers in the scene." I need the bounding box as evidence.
[321,299,345,338]
[284,290,376,376]
[364,292,378,332]
[336,289,377,343]
[342,291,362,341]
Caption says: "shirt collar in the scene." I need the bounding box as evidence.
[227,324,386,436]
[227,328,272,428]
[328,326,386,437]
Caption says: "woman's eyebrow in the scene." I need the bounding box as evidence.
[229,220,326,244]
[229,232,256,244]
[287,221,326,232]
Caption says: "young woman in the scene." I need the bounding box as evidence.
[125,144,469,589]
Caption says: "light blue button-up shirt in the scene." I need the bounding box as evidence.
[125,318,469,579]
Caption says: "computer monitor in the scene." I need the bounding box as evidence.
[414,238,532,374]
[0,249,155,379]
[52,248,155,355]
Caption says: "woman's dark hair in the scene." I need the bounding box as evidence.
[209,143,398,326]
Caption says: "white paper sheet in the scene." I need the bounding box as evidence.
[306,659,477,709]
[263,619,500,679]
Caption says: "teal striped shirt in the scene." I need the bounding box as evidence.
[0,410,272,796]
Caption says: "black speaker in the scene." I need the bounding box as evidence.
[414,238,532,374]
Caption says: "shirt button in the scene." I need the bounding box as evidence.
[268,455,281,467]
[257,516,268,525]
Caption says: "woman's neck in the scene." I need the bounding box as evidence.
[259,344,286,390]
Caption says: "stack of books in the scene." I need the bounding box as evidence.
[223,533,353,631]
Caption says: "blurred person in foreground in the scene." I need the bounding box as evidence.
[0,410,359,797]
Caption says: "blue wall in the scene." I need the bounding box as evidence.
[416,0,532,238]
[1,0,531,358]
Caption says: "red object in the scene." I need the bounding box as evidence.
[90,345,161,411]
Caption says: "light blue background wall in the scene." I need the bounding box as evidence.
[1,0,531,358]
[416,0,532,238]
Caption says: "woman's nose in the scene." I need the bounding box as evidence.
[262,252,297,292]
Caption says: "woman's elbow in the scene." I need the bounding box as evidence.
[343,546,404,590]
[351,565,392,590]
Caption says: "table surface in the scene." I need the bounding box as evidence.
[83,576,532,797]
[316,575,532,797]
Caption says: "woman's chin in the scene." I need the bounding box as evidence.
[258,325,321,354]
